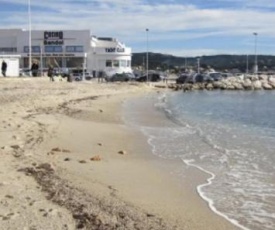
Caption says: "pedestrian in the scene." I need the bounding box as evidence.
[1,60,7,77]
[47,65,54,82]
[31,61,39,77]
[98,70,105,83]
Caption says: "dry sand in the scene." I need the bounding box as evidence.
[0,77,238,230]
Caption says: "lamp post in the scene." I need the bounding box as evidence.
[146,28,149,83]
[28,0,32,71]
[246,54,249,74]
[185,57,187,72]
[40,42,43,76]
[197,57,200,74]
[82,53,87,81]
[253,32,258,74]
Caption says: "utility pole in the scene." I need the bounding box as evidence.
[197,58,200,74]
[146,28,149,83]
[253,32,258,75]
[28,0,32,72]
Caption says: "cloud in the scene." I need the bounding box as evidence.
[1,0,275,55]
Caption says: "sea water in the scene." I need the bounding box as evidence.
[123,90,275,230]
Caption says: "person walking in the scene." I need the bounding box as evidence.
[47,65,54,82]
[31,61,39,77]
[1,60,7,77]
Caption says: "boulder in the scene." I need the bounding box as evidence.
[192,84,200,90]
[252,80,262,90]
[233,83,244,90]
[268,81,275,89]
[243,79,252,90]
[206,83,213,90]
[259,75,268,81]
[250,75,259,81]
[212,81,223,89]
[226,84,235,90]
[268,77,275,88]
[262,82,273,90]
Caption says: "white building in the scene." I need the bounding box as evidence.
[0,54,21,77]
[0,29,132,76]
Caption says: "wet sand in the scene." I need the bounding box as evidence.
[0,77,238,229]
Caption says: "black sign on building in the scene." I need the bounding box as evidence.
[44,31,64,45]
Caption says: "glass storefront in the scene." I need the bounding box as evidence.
[22,56,84,70]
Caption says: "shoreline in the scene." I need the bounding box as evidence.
[0,78,238,229]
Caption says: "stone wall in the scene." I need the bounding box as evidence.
[170,75,275,91]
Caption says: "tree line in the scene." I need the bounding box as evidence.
[132,53,275,72]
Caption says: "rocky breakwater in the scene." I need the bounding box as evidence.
[170,75,275,91]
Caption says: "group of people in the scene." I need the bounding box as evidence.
[2,60,80,82]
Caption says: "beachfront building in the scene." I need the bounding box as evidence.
[89,36,132,76]
[0,29,132,76]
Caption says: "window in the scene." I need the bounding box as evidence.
[0,47,17,53]
[24,46,41,53]
[66,46,74,52]
[54,46,62,52]
[45,46,62,53]
[75,46,84,52]
[127,60,131,67]
[66,46,84,52]
[32,46,41,53]
[113,60,119,67]
[106,60,112,67]
[120,60,127,67]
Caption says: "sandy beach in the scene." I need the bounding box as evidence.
[0,77,238,230]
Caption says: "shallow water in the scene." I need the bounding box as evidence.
[123,90,275,230]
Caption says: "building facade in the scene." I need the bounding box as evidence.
[0,29,132,75]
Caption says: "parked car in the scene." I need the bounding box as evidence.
[176,74,189,84]
[84,72,93,80]
[194,74,205,83]
[105,72,130,82]
[136,73,161,82]
[69,69,93,81]
[19,68,32,77]
[208,72,222,81]
[72,73,83,81]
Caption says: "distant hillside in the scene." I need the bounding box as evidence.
[132,53,275,72]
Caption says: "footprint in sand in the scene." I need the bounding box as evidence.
[78,160,87,164]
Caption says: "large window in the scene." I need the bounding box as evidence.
[44,46,62,53]
[24,46,41,53]
[106,60,112,67]
[106,60,127,67]
[0,47,17,53]
[66,46,84,53]
[120,60,127,67]
[113,60,119,67]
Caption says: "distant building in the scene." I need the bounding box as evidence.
[0,29,132,75]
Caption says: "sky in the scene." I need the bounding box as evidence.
[1,0,275,57]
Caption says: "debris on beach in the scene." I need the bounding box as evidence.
[51,147,62,152]
[118,150,127,155]
[90,155,101,161]
[49,148,71,155]
[10,145,20,150]
[78,160,87,164]
[62,149,71,153]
